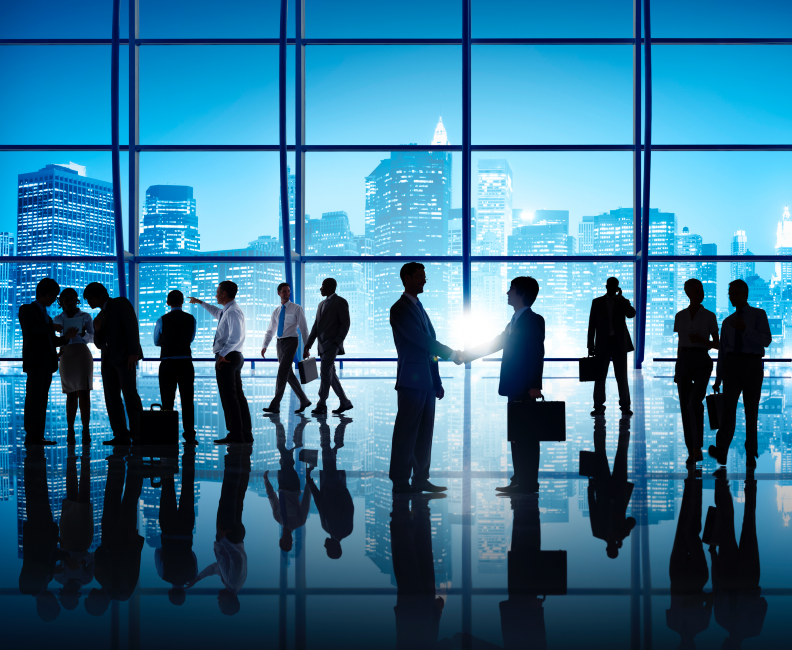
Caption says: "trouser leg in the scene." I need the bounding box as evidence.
[178,360,196,437]
[159,361,178,411]
[317,348,337,403]
[234,357,252,439]
[676,378,695,452]
[215,352,243,439]
[411,391,436,485]
[24,371,52,440]
[716,357,742,455]
[329,362,349,404]
[741,358,763,457]
[688,371,711,452]
[102,360,130,440]
[389,388,429,487]
[510,439,539,487]
[118,363,143,437]
[272,338,306,406]
[592,354,609,409]
[612,349,631,408]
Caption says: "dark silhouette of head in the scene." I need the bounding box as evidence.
[35,277,61,306]
[168,587,186,606]
[84,588,111,616]
[508,276,540,307]
[683,278,704,305]
[56,287,81,311]
[400,262,427,295]
[216,280,238,305]
[279,529,293,553]
[325,537,342,560]
[167,290,184,307]
[83,282,110,309]
[321,278,337,297]
[606,540,622,559]
[36,591,61,622]
[218,589,241,616]
[606,277,620,296]
[728,279,749,309]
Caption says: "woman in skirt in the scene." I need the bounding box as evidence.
[53,288,95,445]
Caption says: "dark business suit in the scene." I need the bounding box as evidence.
[389,295,452,489]
[466,307,545,487]
[588,293,636,410]
[305,293,351,406]
[94,297,144,441]
[18,302,59,442]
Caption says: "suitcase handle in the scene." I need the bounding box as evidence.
[150,403,162,411]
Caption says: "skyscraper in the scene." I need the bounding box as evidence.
[0,233,15,356]
[279,166,296,254]
[675,226,702,311]
[730,230,755,282]
[14,163,115,352]
[578,215,594,254]
[646,209,676,354]
[475,159,513,256]
[775,206,792,292]
[700,243,718,314]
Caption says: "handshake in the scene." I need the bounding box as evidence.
[451,350,469,365]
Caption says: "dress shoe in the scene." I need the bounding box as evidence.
[294,401,312,414]
[708,445,727,465]
[620,408,633,416]
[312,405,328,415]
[67,430,76,445]
[332,402,354,415]
[262,406,280,414]
[214,435,245,445]
[392,484,417,494]
[497,482,539,494]
[183,437,199,446]
[103,437,131,446]
[25,438,56,446]
[590,408,605,417]
[413,481,447,493]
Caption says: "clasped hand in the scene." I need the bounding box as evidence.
[728,315,747,332]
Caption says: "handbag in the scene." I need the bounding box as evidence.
[507,397,566,442]
[138,404,179,446]
[706,390,724,430]
[579,356,598,382]
[298,357,319,384]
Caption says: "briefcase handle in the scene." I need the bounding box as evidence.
[150,403,162,411]
[513,396,546,404]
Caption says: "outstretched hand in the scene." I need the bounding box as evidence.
[453,350,466,365]
[529,388,543,399]
[187,296,202,305]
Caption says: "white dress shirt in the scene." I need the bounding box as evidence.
[716,304,772,378]
[202,299,246,357]
[262,301,309,349]
[401,292,457,362]
[673,306,718,349]
[53,309,95,345]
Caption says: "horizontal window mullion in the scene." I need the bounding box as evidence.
[472,255,636,262]
[302,256,463,263]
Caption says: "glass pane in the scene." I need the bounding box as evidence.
[650,152,790,256]
[138,153,282,254]
[306,152,462,256]
[653,46,792,144]
[0,46,112,144]
[0,0,126,38]
[473,46,633,145]
[471,152,633,256]
[303,261,462,354]
[472,0,633,38]
[140,46,279,145]
[469,261,634,356]
[140,0,284,38]
[306,0,461,38]
[306,46,461,144]
[654,0,792,37]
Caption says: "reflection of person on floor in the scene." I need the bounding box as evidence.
[55,447,95,612]
[264,418,312,554]
[390,495,443,650]
[188,446,251,616]
[307,416,354,559]
[156,448,197,606]
[587,417,636,558]
[88,447,144,616]
[667,469,712,648]
[710,471,767,648]
[500,495,547,650]
[19,448,66,622]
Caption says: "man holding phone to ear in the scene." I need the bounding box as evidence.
[588,277,636,417]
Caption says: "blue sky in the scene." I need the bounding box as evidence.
[2,1,792,275]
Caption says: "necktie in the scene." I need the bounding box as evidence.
[277,304,287,337]
[734,310,744,352]
[416,300,429,333]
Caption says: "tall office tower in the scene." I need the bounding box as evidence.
[700,243,718,313]
[730,230,755,282]
[578,215,594,254]
[365,128,452,350]
[775,206,792,292]
[675,226,702,311]
[475,159,513,256]
[14,163,115,352]
[0,233,15,355]
[646,209,676,355]
[138,185,200,356]
[507,210,572,354]
[431,116,449,145]
[278,165,296,254]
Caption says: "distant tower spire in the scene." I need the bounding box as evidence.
[431,116,449,145]
[784,205,790,221]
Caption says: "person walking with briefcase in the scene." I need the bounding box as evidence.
[458,276,545,494]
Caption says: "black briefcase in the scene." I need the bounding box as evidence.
[706,391,724,430]
[138,404,179,445]
[298,448,318,468]
[579,356,598,382]
[507,397,566,442]
[578,450,598,477]
[297,357,319,384]
[508,550,567,596]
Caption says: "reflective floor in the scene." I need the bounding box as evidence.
[2,365,792,649]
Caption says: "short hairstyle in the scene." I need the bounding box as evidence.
[323,278,338,293]
[167,290,184,306]
[683,278,704,295]
[279,536,293,552]
[277,282,290,294]
[399,262,425,285]
[510,276,540,304]
[729,278,749,296]
[56,288,80,308]
[606,276,620,286]
[83,282,109,300]
[218,281,238,300]
[35,277,60,300]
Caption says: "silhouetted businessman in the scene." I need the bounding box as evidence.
[303,277,353,416]
[709,279,772,468]
[307,416,354,559]
[390,494,444,650]
[587,417,636,558]
[460,276,545,494]
[188,446,251,616]
[588,277,636,416]
[156,448,198,606]
[84,282,144,445]
[674,279,719,466]
[154,290,198,445]
[710,470,766,647]
[19,278,70,445]
[389,262,461,494]
[667,468,712,649]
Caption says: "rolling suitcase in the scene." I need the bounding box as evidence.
[138,404,179,445]
[508,397,566,442]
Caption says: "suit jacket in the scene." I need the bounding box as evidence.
[94,297,144,365]
[390,295,452,392]
[18,302,59,374]
[587,294,636,353]
[305,294,350,356]
[466,308,545,399]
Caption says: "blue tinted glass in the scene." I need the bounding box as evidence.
[139,0,284,38]
[0,0,126,38]
[653,0,792,37]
